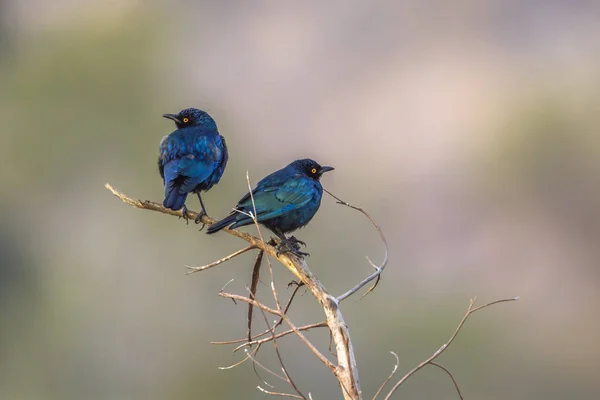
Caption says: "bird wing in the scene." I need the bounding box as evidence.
[235,173,285,206]
[162,135,224,193]
[243,175,317,221]
[163,155,214,194]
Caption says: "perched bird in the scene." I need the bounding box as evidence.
[207,159,334,256]
[158,108,228,223]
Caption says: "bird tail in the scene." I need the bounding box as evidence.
[163,183,188,211]
[207,213,237,234]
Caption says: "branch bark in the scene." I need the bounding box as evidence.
[105,183,363,400]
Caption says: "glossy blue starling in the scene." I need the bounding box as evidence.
[158,108,228,223]
[206,159,334,256]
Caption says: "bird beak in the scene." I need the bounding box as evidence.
[320,166,335,174]
[162,113,181,124]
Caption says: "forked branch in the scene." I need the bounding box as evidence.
[379,296,519,400]
[323,189,389,302]
[106,183,516,400]
[105,182,372,399]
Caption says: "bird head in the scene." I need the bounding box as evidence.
[162,108,217,130]
[292,159,334,180]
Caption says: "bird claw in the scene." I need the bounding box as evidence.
[179,206,191,225]
[288,236,307,247]
[194,210,207,231]
[292,248,310,258]
[275,240,310,258]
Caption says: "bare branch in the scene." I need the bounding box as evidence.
[372,352,399,400]
[470,296,520,314]
[105,183,287,272]
[244,348,288,382]
[213,285,313,347]
[233,322,328,352]
[242,172,310,399]
[247,249,264,343]
[106,183,363,399]
[218,346,260,370]
[186,245,255,274]
[108,183,519,400]
[244,172,284,315]
[219,292,281,317]
[383,296,519,400]
[323,189,388,303]
[429,362,464,400]
[245,344,276,390]
[253,287,306,399]
[220,291,335,372]
[257,386,305,399]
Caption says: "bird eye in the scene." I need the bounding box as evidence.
[311,168,317,174]
[183,117,189,123]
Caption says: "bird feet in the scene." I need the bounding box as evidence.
[288,236,306,248]
[276,237,310,258]
[194,210,207,231]
[179,206,192,225]
[178,206,207,230]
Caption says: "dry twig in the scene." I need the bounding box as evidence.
[234,321,328,352]
[186,245,255,274]
[382,296,519,400]
[323,189,388,302]
[247,248,264,342]
[429,362,463,400]
[106,182,373,399]
[107,182,516,400]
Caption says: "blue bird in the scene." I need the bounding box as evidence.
[207,159,334,256]
[158,108,228,223]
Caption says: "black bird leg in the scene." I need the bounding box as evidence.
[195,193,208,230]
[273,229,309,258]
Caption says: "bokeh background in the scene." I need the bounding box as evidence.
[1,1,599,399]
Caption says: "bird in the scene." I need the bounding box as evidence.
[206,159,334,257]
[158,108,228,224]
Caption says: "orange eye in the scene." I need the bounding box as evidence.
[183,117,189,123]
[311,168,317,174]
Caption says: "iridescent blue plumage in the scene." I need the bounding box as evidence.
[158,108,228,221]
[206,159,334,256]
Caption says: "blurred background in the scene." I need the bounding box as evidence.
[1,1,599,399]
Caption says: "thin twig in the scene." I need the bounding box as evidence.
[220,291,336,371]
[248,249,264,343]
[219,292,281,317]
[323,189,388,302]
[249,344,275,390]
[243,171,307,399]
[244,348,288,382]
[245,172,283,313]
[213,284,311,347]
[186,245,255,274]
[105,183,291,274]
[253,286,306,399]
[383,296,519,400]
[372,352,399,400]
[429,362,463,400]
[278,313,336,371]
[233,322,328,352]
[257,386,305,399]
[106,183,363,400]
[218,345,260,370]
